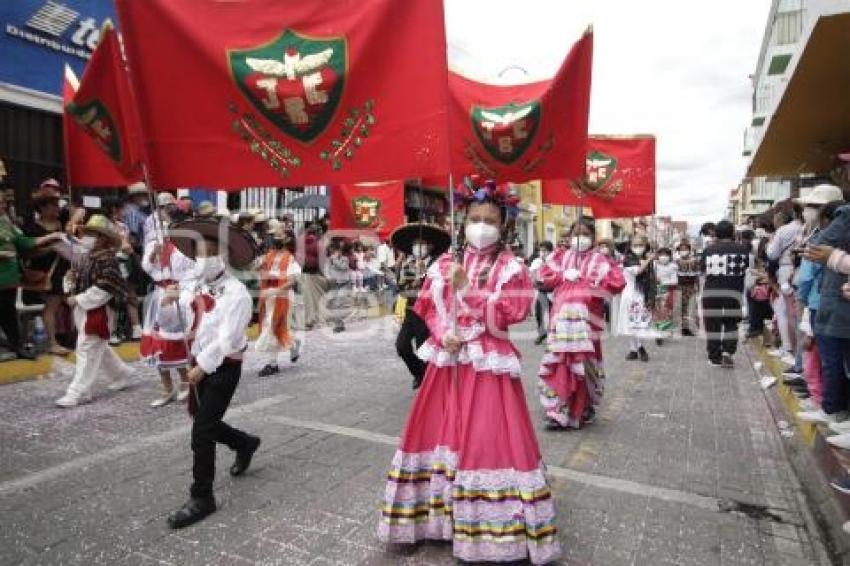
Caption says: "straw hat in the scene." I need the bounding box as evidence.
[127,182,148,196]
[795,184,844,206]
[196,200,216,218]
[157,192,176,207]
[81,214,122,247]
[168,217,258,269]
[266,218,282,234]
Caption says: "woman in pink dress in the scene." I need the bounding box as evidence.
[378,180,560,564]
[538,218,625,429]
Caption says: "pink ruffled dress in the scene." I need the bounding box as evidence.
[537,248,625,429]
[378,246,561,564]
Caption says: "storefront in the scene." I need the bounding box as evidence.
[0,0,116,206]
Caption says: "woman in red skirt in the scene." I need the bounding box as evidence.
[378,179,560,564]
[537,218,625,429]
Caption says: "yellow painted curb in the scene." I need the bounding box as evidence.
[753,341,817,446]
[0,356,54,385]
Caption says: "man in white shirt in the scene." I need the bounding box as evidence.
[161,219,260,529]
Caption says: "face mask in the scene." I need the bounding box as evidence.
[412,244,428,258]
[196,256,226,281]
[631,246,646,256]
[679,250,690,258]
[571,236,592,252]
[658,256,671,265]
[465,222,500,249]
[802,206,819,226]
[79,236,97,250]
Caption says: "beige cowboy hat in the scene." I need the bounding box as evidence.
[196,200,216,218]
[265,218,282,234]
[127,181,148,196]
[795,184,844,206]
[168,217,258,269]
[81,214,123,247]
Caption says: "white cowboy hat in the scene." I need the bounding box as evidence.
[795,184,844,206]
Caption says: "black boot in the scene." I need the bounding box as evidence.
[258,364,280,377]
[230,435,261,477]
[626,351,639,361]
[167,496,216,529]
[638,347,650,362]
[682,328,694,337]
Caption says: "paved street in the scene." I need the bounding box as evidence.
[0,317,829,565]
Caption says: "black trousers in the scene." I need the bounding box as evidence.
[190,361,252,498]
[534,292,550,338]
[702,296,742,362]
[395,310,429,381]
[747,295,773,334]
[0,288,21,351]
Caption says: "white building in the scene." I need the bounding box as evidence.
[744,0,850,196]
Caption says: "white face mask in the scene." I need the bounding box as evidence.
[465,222,500,249]
[658,256,671,265]
[802,206,819,226]
[631,246,646,256]
[411,244,428,258]
[79,236,97,250]
[571,236,593,252]
[196,256,226,281]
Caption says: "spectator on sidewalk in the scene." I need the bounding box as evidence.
[701,220,750,368]
[298,224,327,329]
[676,240,700,336]
[123,182,151,252]
[529,240,554,345]
[765,202,803,367]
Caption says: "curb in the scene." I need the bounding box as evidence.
[751,339,850,562]
[0,343,142,387]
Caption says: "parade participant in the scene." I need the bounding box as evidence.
[103,197,143,344]
[537,217,625,429]
[56,215,134,407]
[256,229,302,377]
[123,182,151,251]
[390,223,450,389]
[616,234,658,361]
[676,240,700,336]
[379,179,560,564]
[298,224,327,329]
[701,220,750,368]
[140,225,196,407]
[652,247,678,340]
[163,217,261,529]
[0,192,62,361]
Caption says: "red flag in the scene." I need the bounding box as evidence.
[330,181,405,239]
[448,30,592,184]
[541,135,656,218]
[115,0,451,189]
[65,25,142,184]
[63,65,133,187]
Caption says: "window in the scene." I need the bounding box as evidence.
[751,117,765,127]
[772,1,804,46]
[767,54,792,75]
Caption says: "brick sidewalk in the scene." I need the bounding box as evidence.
[0,320,830,565]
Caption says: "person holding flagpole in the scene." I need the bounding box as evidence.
[378,178,560,564]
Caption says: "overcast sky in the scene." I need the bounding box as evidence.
[445,0,773,229]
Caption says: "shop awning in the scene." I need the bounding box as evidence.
[748,12,850,177]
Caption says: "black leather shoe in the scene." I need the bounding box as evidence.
[682,328,695,337]
[638,347,650,362]
[721,353,734,369]
[626,351,639,361]
[258,364,279,377]
[167,496,216,529]
[230,436,261,477]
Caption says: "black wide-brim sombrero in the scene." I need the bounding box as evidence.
[167,218,258,270]
[390,223,451,257]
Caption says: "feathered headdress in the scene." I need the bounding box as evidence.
[451,175,521,221]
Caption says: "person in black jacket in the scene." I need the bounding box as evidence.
[701,220,750,368]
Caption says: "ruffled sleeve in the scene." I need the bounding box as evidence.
[599,257,626,295]
[488,259,533,331]
[412,256,451,344]
[538,249,565,290]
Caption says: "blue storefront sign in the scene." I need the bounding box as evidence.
[0,0,116,98]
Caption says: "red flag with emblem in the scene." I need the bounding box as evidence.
[114,0,450,189]
[541,135,656,218]
[448,29,592,184]
[65,25,142,184]
[63,65,135,187]
[329,181,405,239]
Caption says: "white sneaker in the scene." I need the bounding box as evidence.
[131,325,143,340]
[798,399,818,412]
[55,394,88,408]
[780,354,797,367]
[829,420,850,434]
[150,388,178,408]
[107,377,132,392]
[176,387,190,403]
[827,433,850,450]
[109,334,122,347]
[797,409,836,424]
